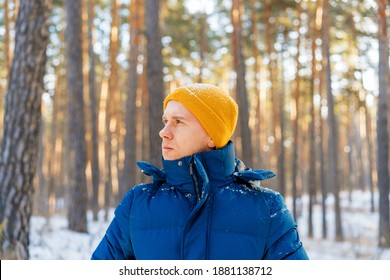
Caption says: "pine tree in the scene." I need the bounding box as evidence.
[0,0,52,259]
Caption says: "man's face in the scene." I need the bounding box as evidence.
[159,100,215,160]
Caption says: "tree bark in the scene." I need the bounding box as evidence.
[322,0,343,241]
[292,3,302,221]
[363,102,375,212]
[0,0,52,259]
[264,0,283,195]
[87,0,100,221]
[277,47,286,205]
[197,14,207,84]
[376,0,390,248]
[145,0,164,167]
[231,0,253,167]
[4,0,11,73]
[250,0,262,169]
[307,3,320,238]
[121,0,142,196]
[107,0,120,204]
[65,0,88,233]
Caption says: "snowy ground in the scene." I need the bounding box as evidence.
[294,191,390,260]
[29,190,390,260]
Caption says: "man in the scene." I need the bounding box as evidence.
[91,83,309,260]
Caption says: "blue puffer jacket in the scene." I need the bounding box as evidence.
[91,142,308,260]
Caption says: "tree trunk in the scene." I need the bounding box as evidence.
[264,0,283,195]
[292,3,302,221]
[319,95,328,240]
[250,0,262,169]
[307,3,320,238]
[141,62,150,175]
[0,0,51,259]
[97,79,110,222]
[322,0,343,241]
[363,101,375,212]
[145,0,164,167]
[65,0,88,233]
[4,0,11,73]
[104,117,113,222]
[87,0,100,221]
[0,0,12,143]
[197,14,207,84]
[121,0,142,196]
[277,49,286,205]
[315,0,328,239]
[36,116,46,216]
[107,0,120,204]
[46,67,63,220]
[231,0,253,167]
[376,0,390,248]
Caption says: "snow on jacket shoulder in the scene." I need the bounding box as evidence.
[91,142,309,260]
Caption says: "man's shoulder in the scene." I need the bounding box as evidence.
[227,181,283,209]
[131,182,160,194]
[225,181,278,196]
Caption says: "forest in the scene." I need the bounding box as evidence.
[0,0,389,260]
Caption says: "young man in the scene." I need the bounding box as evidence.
[91,83,309,260]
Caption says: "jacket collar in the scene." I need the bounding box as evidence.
[162,141,236,193]
[136,141,276,194]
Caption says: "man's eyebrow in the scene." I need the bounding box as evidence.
[162,114,187,120]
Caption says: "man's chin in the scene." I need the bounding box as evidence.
[162,151,177,161]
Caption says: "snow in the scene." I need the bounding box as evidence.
[28,190,390,260]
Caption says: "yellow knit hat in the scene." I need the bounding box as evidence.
[163,83,238,149]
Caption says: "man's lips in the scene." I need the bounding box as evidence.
[162,146,173,151]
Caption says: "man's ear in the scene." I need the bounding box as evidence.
[208,138,216,149]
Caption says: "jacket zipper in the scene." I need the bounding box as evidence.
[189,161,201,201]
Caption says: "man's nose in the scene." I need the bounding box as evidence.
[159,125,173,139]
